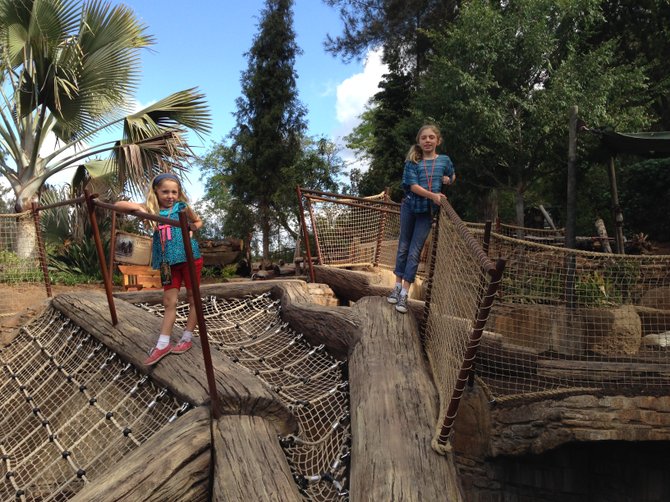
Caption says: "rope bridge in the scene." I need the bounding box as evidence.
[297,188,670,449]
[298,188,414,274]
[297,189,503,450]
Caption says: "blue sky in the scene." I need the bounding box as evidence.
[110,0,386,199]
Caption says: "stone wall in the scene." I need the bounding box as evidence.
[451,384,670,502]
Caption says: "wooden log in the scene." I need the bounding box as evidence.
[313,265,389,301]
[212,415,302,501]
[348,296,464,501]
[115,280,359,360]
[537,359,670,381]
[71,406,211,502]
[50,291,296,435]
[273,281,359,359]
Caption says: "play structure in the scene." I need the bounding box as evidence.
[2,186,670,500]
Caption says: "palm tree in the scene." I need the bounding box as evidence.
[0,0,211,256]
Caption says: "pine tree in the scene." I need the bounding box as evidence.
[228,0,306,262]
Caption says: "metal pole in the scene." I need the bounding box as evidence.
[109,210,117,278]
[178,211,220,418]
[84,190,118,325]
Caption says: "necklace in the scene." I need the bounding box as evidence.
[422,156,437,191]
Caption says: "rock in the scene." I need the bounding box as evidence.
[641,331,670,349]
[582,305,641,356]
[639,287,670,310]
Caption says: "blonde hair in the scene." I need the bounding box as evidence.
[145,173,190,216]
[405,124,443,163]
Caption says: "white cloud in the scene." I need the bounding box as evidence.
[333,49,387,178]
[335,49,386,127]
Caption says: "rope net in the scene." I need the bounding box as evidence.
[0,212,47,317]
[470,228,670,402]
[422,206,501,449]
[137,293,351,501]
[0,308,190,501]
[300,189,410,274]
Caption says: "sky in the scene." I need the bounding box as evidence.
[98,0,387,200]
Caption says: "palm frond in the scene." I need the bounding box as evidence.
[123,88,212,141]
[114,130,194,200]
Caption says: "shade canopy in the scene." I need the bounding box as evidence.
[597,130,670,158]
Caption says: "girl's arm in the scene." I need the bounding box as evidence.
[442,174,456,185]
[185,206,203,232]
[410,184,444,205]
[115,200,146,212]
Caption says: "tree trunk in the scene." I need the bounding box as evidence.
[16,212,38,259]
[483,188,499,222]
[514,186,525,238]
[260,199,271,264]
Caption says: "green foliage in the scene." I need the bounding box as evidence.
[323,0,458,68]
[619,158,670,241]
[202,264,238,281]
[49,271,102,286]
[340,0,668,237]
[416,0,652,225]
[223,0,306,260]
[47,237,106,279]
[346,60,416,200]
[0,0,210,212]
[200,1,345,260]
[0,250,42,283]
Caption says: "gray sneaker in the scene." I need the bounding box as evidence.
[387,285,401,304]
[395,293,408,314]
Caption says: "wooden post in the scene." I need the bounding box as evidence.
[607,155,626,254]
[566,105,578,249]
[539,204,557,231]
[595,217,613,253]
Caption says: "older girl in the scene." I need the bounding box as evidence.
[387,124,455,313]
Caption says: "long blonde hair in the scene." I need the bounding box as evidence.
[405,124,442,163]
[145,173,190,216]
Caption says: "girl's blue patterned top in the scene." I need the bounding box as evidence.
[402,154,455,213]
[150,202,201,268]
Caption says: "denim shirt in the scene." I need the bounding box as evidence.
[402,155,455,213]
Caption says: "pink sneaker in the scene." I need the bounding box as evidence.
[172,340,192,354]
[144,345,172,366]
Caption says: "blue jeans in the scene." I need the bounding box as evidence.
[393,199,433,284]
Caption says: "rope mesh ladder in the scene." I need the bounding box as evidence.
[137,293,351,501]
[0,309,190,501]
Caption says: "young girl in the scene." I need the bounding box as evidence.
[387,124,456,314]
[116,173,203,365]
